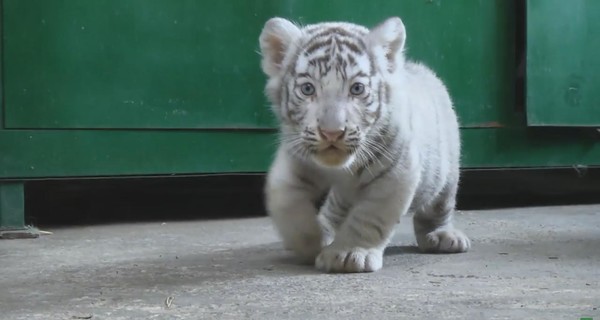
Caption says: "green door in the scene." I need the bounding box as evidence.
[526,0,600,126]
[3,0,278,129]
[3,0,514,129]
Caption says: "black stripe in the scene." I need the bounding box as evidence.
[336,55,344,68]
[293,88,303,101]
[325,199,348,226]
[286,83,306,123]
[357,119,396,171]
[358,121,401,183]
[346,222,364,241]
[306,25,367,36]
[330,192,350,213]
[288,108,303,123]
[295,113,306,123]
[352,215,385,241]
[384,83,391,104]
[312,56,332,77]
[373,81,383,122]
[324,203,346,227]
[351,71,369,79]
[335,55,347,81]
[283,83,291,121]
[310,27,358,40]
[337,40,364,54]
[305,38,333,55]
[367,53,376,75]
[359,154,400,191]
[347,54,357,66]
[295,173,318,190]
[296,72,312,79]
[343,252,354,268]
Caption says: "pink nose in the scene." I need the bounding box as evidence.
[319,128,345,142]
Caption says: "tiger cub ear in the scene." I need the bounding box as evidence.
[259,17,302,77]
[368,17,406,73]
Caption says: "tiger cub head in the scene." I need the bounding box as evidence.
[259,17,406,168]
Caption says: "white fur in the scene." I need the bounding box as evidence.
[260,17,470,273]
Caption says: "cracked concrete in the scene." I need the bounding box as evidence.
[1,205,599,319]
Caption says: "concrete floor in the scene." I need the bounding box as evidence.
[1,205,599,320]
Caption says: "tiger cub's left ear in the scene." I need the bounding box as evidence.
[368,17,406,73]
[259,17,302,77]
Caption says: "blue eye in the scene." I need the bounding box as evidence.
[350,83,365,95]
[300,83,315,96]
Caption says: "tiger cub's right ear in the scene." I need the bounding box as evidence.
[259,17,301,77]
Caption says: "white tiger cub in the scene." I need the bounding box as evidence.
[259,16,470,273]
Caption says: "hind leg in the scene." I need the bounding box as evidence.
[413,181,470,253]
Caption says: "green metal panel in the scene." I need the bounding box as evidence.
[3,0,278,129]
[3,0,514,129]
[0,130,276,178]
[526,0,600,126]
[0,182,25,229]
[0,129,599,179]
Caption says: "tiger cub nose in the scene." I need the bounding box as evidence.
[318,127,346,142]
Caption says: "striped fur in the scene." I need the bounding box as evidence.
[260,17,470,273]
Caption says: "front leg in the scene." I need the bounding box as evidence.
[316,173,419,273]
[317,188,353,248]
[265,152,326,263]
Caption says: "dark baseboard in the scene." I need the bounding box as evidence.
[25,167,600,226]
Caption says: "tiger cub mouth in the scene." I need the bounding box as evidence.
[314,144,352,167]
[317,141,347,152]
[323,145,341,151]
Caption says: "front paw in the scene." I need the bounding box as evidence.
[315,245,383,273]
[417,228,471,253]
[283,231,323,264]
